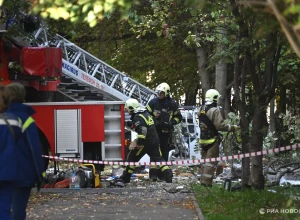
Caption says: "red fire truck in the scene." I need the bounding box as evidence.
[0,15,157,171]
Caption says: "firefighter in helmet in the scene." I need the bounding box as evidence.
[146,82,182,181]
[120,98,173,183]
[198,89,239,187]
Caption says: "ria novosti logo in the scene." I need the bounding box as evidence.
[259,208,300,214]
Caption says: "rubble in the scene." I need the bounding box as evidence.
[45,161,247,191]
[279,175,300,186]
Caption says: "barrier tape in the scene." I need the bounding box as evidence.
[42,143,300,166]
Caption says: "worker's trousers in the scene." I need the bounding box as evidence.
[11,187,32,220]
[149,132,171,180]
[121,140,172,183]
[200,141,219,186]
[0,181,14,220]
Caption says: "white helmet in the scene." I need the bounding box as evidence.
[155,82,170,96]
[205,89,221,103]
[125,98,140,113]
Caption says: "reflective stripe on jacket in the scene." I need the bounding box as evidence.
[22,116,35,132]
[199,106,231,145]
[131,110,159,146]
[0,113,23,181]
[146,97,182,133]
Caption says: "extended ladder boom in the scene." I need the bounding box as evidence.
[31,25,157,106]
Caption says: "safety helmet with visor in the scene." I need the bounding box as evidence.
[205,89,221,104]
[155,82,170,97]
[125,98,141,114]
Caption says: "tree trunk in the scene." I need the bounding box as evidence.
[250,105,266,190]
[234,55,250,187]
[196,46,210,105]
[215,27,228,118]
[184,86,198,106]
[278,86,286,114]
[224,89,231,117]
[269,97,279,148]
[249,32,277,190]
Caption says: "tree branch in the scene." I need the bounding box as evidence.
[266,0,300,58]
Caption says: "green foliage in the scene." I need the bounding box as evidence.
[2,0,30,15]
[193,184,300,220]
[31,0,138,27]
[108,36,199,101]
[279,111,300,144]
[277,47,300,88]
[282,0,300,25]
[222,112,242,157]
[63,9,198,102]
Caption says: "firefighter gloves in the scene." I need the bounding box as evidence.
[129,139,137,150]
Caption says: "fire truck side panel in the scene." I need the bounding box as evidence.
[28,102,125,165]
[81,105,105,142]
[32,105,55,156]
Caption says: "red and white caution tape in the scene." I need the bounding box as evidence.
[42,143,300,166]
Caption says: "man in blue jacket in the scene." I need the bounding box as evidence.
[4,83,45,220]
[0,85,23,220]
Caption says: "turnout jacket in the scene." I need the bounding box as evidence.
[198,104,234,145]
[0,112,22,181]
[130,110,159,146]
[146,97,182,132]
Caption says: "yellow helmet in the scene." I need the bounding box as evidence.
[205,89,220,103]
[125,98,140,113]
[155,82,170,96]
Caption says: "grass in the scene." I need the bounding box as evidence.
[193,184,300,220]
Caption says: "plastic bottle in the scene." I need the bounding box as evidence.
[69,173,80,189]
[75,174,80,189]
[224,178,231,191]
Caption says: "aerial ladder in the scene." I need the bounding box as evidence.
[7,15,157,105]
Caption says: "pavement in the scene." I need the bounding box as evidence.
[26,188,205,220]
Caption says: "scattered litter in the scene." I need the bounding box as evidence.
[280,176,300,186]
[163,187,178,193]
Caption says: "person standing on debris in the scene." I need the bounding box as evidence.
[120,98,173,183]
[198,89,239,187]
[4,83,46,220]
[146,82,182,180]
[0,85,23,220]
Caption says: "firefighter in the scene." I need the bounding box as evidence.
[198,89,239,187]
[0,85,23,220]
[120,98,173,183]
[4,83,46,220]
[146,82,182,180]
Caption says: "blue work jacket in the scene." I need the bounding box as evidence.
[5,102,45,187]
[0,112,22,181]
